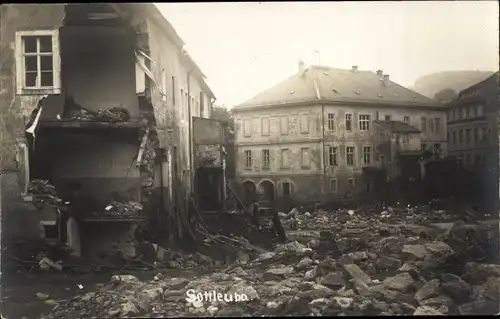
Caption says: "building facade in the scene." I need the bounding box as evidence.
[233,64,446,204]
[0,4,215,241]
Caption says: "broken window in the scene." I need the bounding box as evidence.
[261,117,270,136]
[346,146,355,166]
[466,129,471,143]
[385,115,392,121]
[262,149,270,168]
[243,119,251,137]
[244,150,252,169]
[327,113,335,131]
[363,146,371,165]
[282,182,291,196]
[172,76,176,106]
[280,116,289,135]
[459,129,464,143]
[328,146,338,166]
[435,118,441,133]
[301,148,310,168]
[330,179,338,193]
[403,116,410,124]
[359,114,371,131]
[300,114,309,134]
[281,149,290,168]
[348,178,355,190]
[15,30,60,94]
[421,117,427,132]
[345,114,352,131]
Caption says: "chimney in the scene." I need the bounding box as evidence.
[352,66,358,73]
[383,74,390,85]
[298,59,305,73]
[376,70,383,78]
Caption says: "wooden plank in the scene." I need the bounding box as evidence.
[136,128,150,166]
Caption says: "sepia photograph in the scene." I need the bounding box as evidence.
[0,1,498,317]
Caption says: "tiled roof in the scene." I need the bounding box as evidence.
[374,120,421,133]
[236,65,441,109]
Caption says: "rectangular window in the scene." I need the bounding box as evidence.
[429,118,435,133]
[327,113,335,131]
[363,146,371,165]
[348,178,355,190]
[461,108,466,118]
[301,148,310,168]
[172,76,176,106]
[16,31,61,94]
[466,129,471,143]
[403,116,410,123]
[435,118,441,133]
[477,104,483,115]
[280,116,289,135]
[385,115,392,121]
[402,135,410,145]
[379,154,386,165]
[345,114,352,131]
[452,130,457,144]
[421,117,427,132]
[359,114,371,131]
[300,114,309,133]
[459,129,464,143]
[243,119,251,137]
[346,146,355,166]
[465,107,470,117]
[474,127,479,142]
[282,182,291,196]
[262,149,270,168]
[380,132,386,141]
[330,179,338,193]
[434,143,441,154]
[244,150,252,169]
[261,117,270,136]
[328,146,338,166]
[281,149,290,168]
[421,142,427,151]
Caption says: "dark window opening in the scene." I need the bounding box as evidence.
[282,182,291,196]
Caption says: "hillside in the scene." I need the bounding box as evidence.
[411,71,495,99]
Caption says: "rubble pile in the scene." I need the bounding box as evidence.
[67,107,130,122]
[40,205,499,317]
[92,201,143,218]
[27,179,62,205]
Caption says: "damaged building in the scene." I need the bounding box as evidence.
[0,4,216,262]
[232,62,447,206]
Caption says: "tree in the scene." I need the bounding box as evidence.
[434,88,458,104]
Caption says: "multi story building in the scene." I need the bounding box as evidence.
[232,62,445,204]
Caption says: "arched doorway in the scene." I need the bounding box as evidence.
[242,181,257,205]
[258,180,275,208]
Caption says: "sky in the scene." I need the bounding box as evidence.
[155,1,499,108]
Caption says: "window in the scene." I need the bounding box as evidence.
[421,117,427,131]
[452,110,457,120]
[482,128,488,141]
[161,69,167,102]
[346,146,355,166]
[380,132,386,141]
[359,115,371,131]
[328,146,338,166]
[301,148,310,168]
[403,116,410,123]
[447,131,450,142]
[459,129,464,143]
[15,30,61,94]
[300,114,309,133]
[327,113,335,131]
[402,135,410,145]
[429,118,435,133]
[172,76,176,106]
[348,178,355,190]
[280,116,289,135]
[262,149,270,168]
[385,115,392,121]
[421,142,427,151]
[435,118,441,133]
[281,149,290,168]
[345,114,352,131]
[330,179,338,193]
[243,119,251,137]
[474,127,479,142]
[477,104,484,116]
[244,150,252,169]
[452,130,457,144]
[433,143,441,154]
[261,118,270,136]
[282,182,291,196]
[465,107,470,117]
[466,129,471,143]
[379,154,386,165]
[461,108,466,118]
[365,179,372,194]
[200,92,205,114]
[363,146,371,165]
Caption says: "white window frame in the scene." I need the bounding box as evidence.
[15,30,61,95]
[328,146,338,166]
[330,178,338,193]
[359,114,371,131]
[348,178,355,190]
[327,113,335,131]
[261,117,270,136]
[280,116,289,135]
[403,116,410,123]
[262,149,270,168]
[345,113,352,131]
[299,113,309,134]
[346,146,355,166]
[243,119,251,137]
[363,146,371,165]
[244,150,252,169]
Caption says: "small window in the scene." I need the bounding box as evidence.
[433,143,441,154]
[421,142,427,151]
[452,130,457,144]
[474,127,479,142]
[459,129,464,143]
[261,117,270,136]
[466,129,471,143]
[243,119,251,137]
[345,114,352,131]
[280,116,289,135]
[346,146,355,166]
[363,146,371,165]
[327,113,335,131]
[262,149,270,168]
[380,132,386,141]
[421,117,427,132]
[403,116,410,123]
[435,118,441,133]
[300,114,309,133]
[429,118,435,133]
[359,114,371,131]
[348,178,355,190]
[402,135,410,145]
[301,148,310,168]
[16,30,61,94]
[244,150,252,169]
[281,148,290,168]
[328,146,338,166]
[379,154,386,165]
[282,182,291,196]
[385,115,391,121]
[330,179,338,193]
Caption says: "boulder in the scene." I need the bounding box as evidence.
[462,262,500,284]
[413,306,444,315]
[383,272,415,293]
[320,272,346,289]
[440,273,471,301]
[296,257,313,270]
[415,279,441,303]
[343,264,372,286]
[263,266,294,281]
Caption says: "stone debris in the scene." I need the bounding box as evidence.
[39,203,499,317]
[92,201,143,218]
[67,106,130,122]
[27,179,62,205]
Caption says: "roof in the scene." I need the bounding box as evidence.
[235,65,441,110]
[375,120,421,133]
[449,71,499,108]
